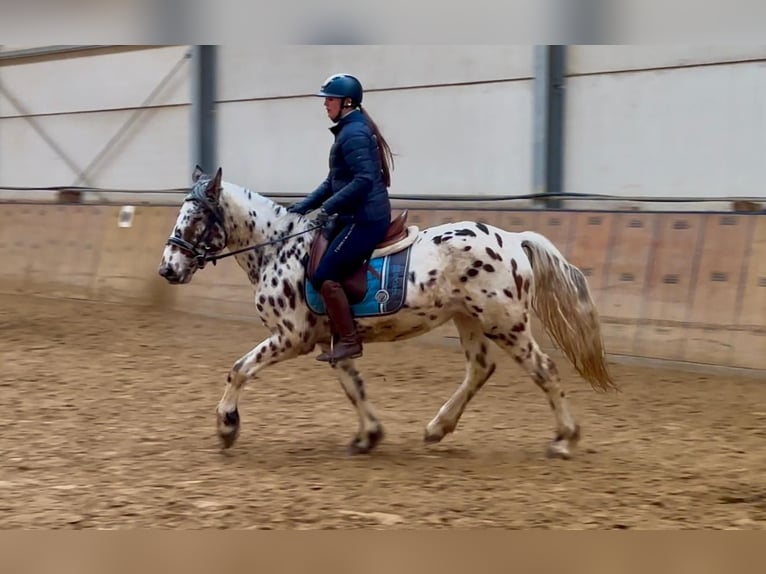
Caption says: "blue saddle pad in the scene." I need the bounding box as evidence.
[305,247,412,317]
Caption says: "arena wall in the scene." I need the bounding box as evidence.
[1,203,763,372]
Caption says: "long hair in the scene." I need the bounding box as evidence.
[359,105,395,188]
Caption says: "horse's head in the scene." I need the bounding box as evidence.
[158,165,228,284]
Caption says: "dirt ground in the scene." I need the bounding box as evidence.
[1,292,765,529]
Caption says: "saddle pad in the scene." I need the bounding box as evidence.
[305,246,412,318]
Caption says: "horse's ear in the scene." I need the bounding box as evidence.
[205,166,223,199]
[192,164,205,183]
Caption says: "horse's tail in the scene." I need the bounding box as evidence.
[519,231,617,392]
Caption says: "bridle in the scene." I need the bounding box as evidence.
[165,182,324,269]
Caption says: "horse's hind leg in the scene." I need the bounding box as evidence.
[488,323,580,459]
[333,357,384,455]
[424,314,497,444]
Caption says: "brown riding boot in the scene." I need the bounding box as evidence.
[319,280,363,363]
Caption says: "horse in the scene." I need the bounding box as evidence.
[157,166,617,459]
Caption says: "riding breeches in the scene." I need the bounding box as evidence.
[310,217,390,290]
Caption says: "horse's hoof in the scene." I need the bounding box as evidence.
[423,429,445,444]
[347,440,371,455]
[217,409,240,449]
[219,428,240,449]
[347,428,384,455]
[545,442,572,460]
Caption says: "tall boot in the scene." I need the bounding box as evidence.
[319,280,362,363]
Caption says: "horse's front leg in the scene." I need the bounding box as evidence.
[216,332,302,448]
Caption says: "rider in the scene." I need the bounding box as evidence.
[288,73,394,363]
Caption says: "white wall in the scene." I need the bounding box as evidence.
[215,45,534,198]
[564,45,766,199]
[0,46,191,191]
[2,45,765,202]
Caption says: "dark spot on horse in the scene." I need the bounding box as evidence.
[307,312,318,326]
[473,260,483,268]
[472,305,483,314]
[454,229,476,237]
[408,271,416,284]
[475,353,487,368]
[463,245,472,251]
[460,276,468,282]
[259,295,266,304]
[467,268,479,277]
[503,288,514,299]
[277,297,285,309]
[256,303,264,312]
[475,222,489,235]
[511,258,523,298]
[523,278,530,293]
[352,376,366,400]
[483,264,495,272]
[271,277,278,287]
[512,322,525,333]
[429,269,438,276]
[495,232,503,248]
[429,314,438,321]
[485,247,502,261]
[432,235,443,245]
[268,296,275,307]
[283,319,295,332]
[419,283,425,292]
[282,279,296,309]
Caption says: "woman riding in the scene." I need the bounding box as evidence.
[287,73,395,363]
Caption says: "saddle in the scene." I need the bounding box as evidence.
[308,210,411,304]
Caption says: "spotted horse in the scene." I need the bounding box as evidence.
[158,167,618,459]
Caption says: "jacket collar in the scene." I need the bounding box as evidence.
[329,108,363,135]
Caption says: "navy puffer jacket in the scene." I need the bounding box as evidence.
[292,110,391,224]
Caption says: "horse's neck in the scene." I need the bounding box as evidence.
[219,182,315,283]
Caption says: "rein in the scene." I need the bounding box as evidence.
[205,224,324,265]
[165,186,323,269]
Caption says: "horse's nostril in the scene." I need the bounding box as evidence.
[159,265,174,279]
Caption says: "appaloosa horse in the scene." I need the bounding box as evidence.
[158,167,617,459]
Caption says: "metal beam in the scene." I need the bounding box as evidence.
[190,45,217,175]
[532,45,567,208]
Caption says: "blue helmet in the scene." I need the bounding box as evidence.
[316,73,363,107]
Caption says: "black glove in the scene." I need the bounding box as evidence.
[286,203,307,214]
[314,208,331,227]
